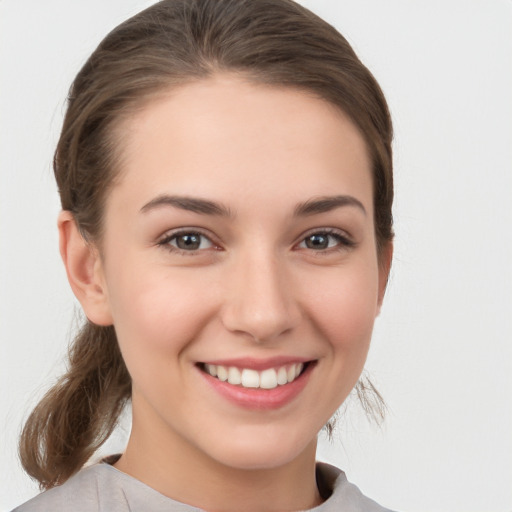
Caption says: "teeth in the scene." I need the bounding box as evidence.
[205,363,217,377]
[260,368,278,389]
[228,367,241,385]
[277,367,288,385]
[204,362,305,389]
[241,369,259,388]
[217,365,228,382]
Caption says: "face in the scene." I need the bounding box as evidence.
[92,75,389,472]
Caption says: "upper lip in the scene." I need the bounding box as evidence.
[199,356,313,371]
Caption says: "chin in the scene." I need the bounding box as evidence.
[201,425,318,471]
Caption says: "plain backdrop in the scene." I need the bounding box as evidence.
[1,1,511,511]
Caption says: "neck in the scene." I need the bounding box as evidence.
[115,404,322,511]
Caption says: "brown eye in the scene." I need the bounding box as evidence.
[304,233,330,250]
[166,232,213,251]
[298,231,354,251]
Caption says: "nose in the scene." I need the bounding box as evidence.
[220,248,302,343]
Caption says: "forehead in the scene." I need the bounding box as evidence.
[109,74,373,215]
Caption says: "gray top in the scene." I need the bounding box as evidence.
[13,462,394,511]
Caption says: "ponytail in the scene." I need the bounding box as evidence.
[19,323,131,490]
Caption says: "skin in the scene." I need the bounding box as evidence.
[59,74,391,512]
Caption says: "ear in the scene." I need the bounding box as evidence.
[58,211,113,326]
[376,241,393,315]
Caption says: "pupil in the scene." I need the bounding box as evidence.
[177,234,200,250]
[307,234,328,249]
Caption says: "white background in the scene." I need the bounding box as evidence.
[1,1,511,511]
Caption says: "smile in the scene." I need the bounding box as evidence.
[198,360,315,410]
[202,363,305,389]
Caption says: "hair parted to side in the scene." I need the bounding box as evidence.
[20,0,393,490]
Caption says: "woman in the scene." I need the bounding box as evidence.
[14,0,394,510]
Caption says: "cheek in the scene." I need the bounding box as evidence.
[105,270,215,405]
[295,259,381,424]
[104,259,215,360]
[305,260,380,356]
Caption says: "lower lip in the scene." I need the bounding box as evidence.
[199,363,314,410]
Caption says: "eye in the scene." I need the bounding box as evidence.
[159,231,215,252]
[297,230,354,251]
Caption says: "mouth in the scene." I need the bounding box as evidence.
[197,359,315,410]
[198,361,312,390]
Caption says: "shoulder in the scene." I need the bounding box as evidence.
[314,462,397,512]
[12,463,201,512]
[13,461,396,512]
[12,465,113,512]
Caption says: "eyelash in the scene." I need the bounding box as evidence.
[157,228,355,255]
[296,228,356,252]
[157,229,219,255]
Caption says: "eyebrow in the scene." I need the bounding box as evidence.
[294,195,367,217]
[140,193,366,218]
[140,194,233,217]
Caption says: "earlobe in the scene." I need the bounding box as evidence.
[376,241,393,315]
[58,211,113,326]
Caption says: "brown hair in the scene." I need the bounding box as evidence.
[20,0,393,490]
